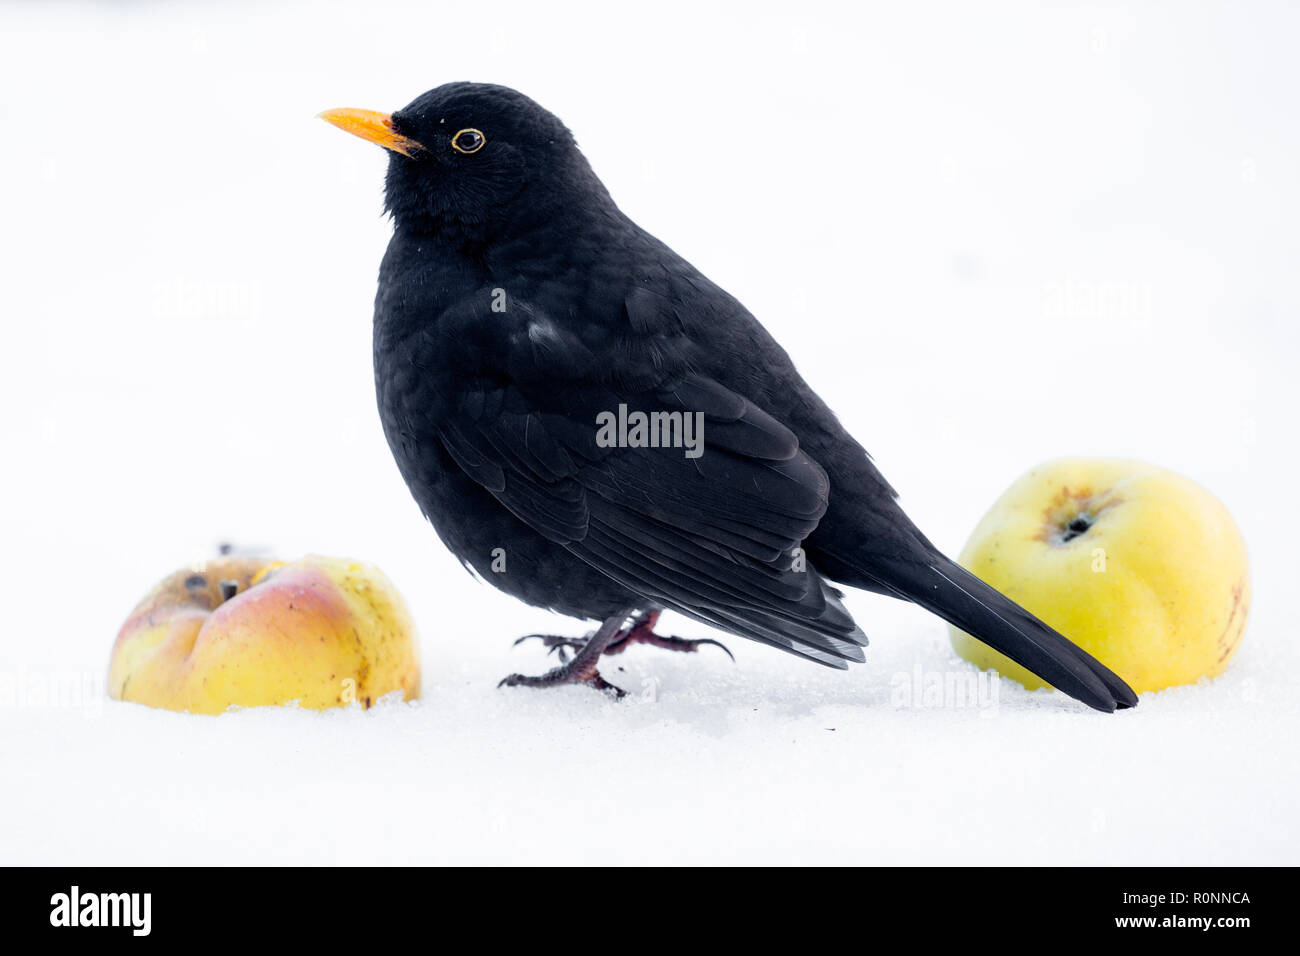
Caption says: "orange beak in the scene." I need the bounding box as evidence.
[317,108,426,158]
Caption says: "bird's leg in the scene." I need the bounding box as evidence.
[499,607,637,696]
[511,608,734,678]
[603,610,735,661]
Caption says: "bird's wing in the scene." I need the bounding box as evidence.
[434,296,866,666]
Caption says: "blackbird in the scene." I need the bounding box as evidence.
[320,83,1137,712]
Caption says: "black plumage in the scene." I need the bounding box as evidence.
[326,83,1137,712]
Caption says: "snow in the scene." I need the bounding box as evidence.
[1,0,1297,864]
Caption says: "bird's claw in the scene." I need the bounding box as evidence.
[513,632,589,663]
[497,668,626,697]
[501,610,732,696]
[607,631,735,662]
[696,638,736,662]
[513,632,591,647]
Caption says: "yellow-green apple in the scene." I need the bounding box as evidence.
[109,555,420,713]
[950,458,1249,694]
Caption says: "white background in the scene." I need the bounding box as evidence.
[1,0,1296,864]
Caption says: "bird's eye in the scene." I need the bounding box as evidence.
[451,129,485,154]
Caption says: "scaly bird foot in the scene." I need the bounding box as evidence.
[603,610,735,661]
[501,609,732,695]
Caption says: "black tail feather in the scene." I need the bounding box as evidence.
[867,553,1138,713]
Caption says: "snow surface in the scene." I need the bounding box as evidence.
[1,0,1297,865]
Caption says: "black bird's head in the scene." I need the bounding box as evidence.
[320,82,592,240]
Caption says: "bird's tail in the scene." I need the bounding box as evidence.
[866,552,1137,712]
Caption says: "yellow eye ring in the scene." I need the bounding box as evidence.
[451,128,486,154]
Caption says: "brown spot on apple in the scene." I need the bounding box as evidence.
[1217,581,1249,662]
[1036,485,1123,546]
